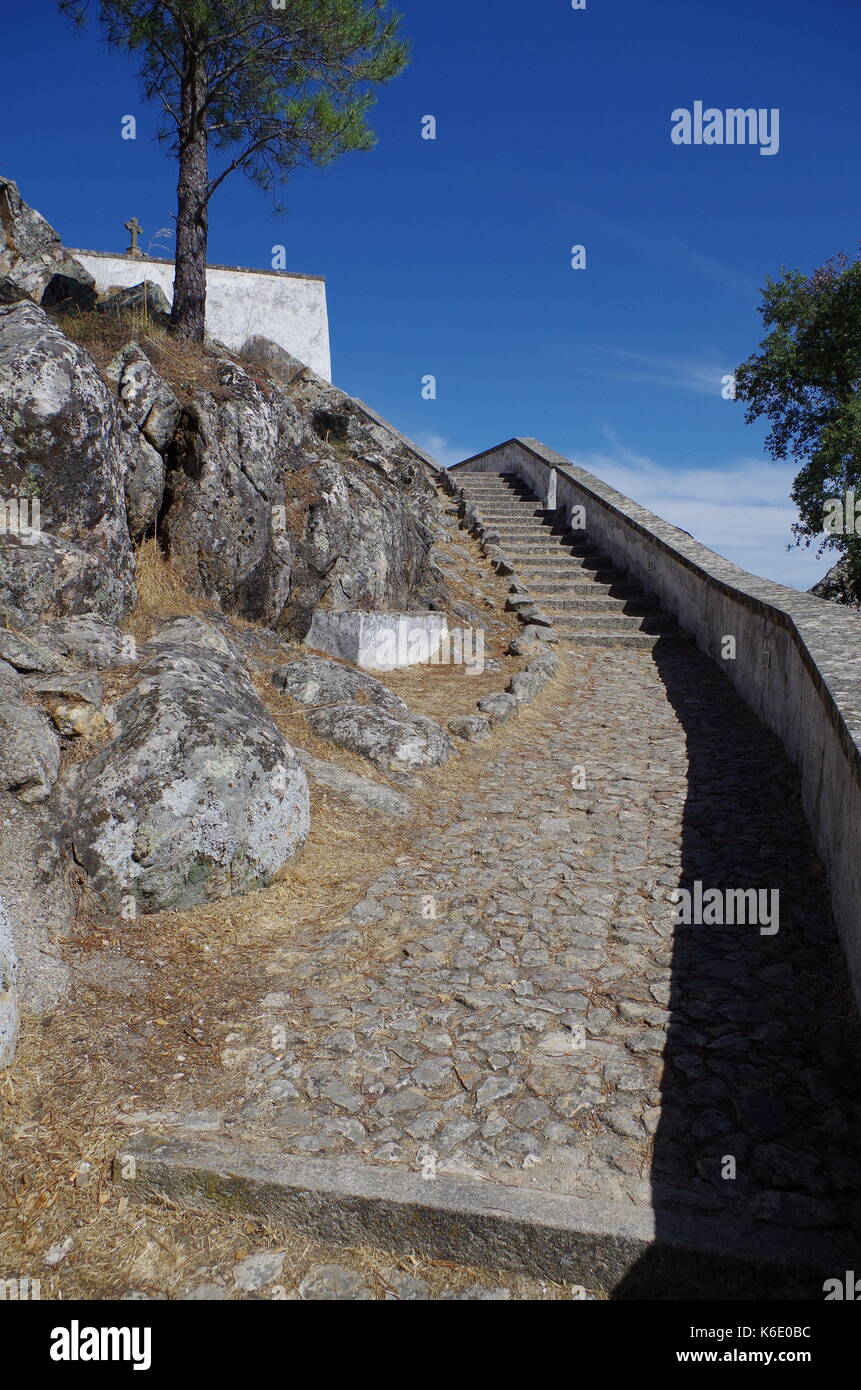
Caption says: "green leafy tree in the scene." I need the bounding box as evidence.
[735,250,861,583]
[60,0,408,340]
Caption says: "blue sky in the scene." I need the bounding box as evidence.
[2,0,859,587]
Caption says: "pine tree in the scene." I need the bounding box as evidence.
[60,0,408,340]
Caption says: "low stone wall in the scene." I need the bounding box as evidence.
[71,250,331,382]
[452,438,861,1011]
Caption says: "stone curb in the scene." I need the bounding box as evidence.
[116,1132,856,1299]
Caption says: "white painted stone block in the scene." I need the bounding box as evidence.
[305,612,450,672]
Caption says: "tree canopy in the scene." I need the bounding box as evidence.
[735,251,861,578]
[60,0,408,337]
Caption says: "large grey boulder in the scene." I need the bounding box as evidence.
[0,301,136,626]
[64,634,310,913]
[307,703,456,774]
[240,334,309,385]
[0,895,18,1067]
[0,175,96,311]
[271,654,409,717]
[153,614,241,659]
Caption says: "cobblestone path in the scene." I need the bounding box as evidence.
[197,638,861,1245]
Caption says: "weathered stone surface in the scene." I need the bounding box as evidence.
[64,637,310,913]
[0,895,17,1067]
[161,360,298,628]
[153,615,240,659]
[0,275,26,305]
[271,654,408,717]
[0,301,135,625]
[0,175,96,311]
[448,715,493,743]
[0,629,63,673]
[240,334,309,385]
[0,533,130,634]
[477,691,519,723]
[307,702,455,774]
[97,281,171,324]
[299,1265,373,1301]
[296,750,412,818]
[106,342,181,454]
[120,417,166,542]
[36,615,135,669]
[0,670,61,801]
[508,653,559,706]
[0,791,73,1017]
[232,1250,285,1292]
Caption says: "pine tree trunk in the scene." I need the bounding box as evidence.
[170,43,208,342]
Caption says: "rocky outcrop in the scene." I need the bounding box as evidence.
[0,175,96,312]
[0,792,73,1022]
[0,300,136,626]
[272,653,455,773]
[64,627,310,914]
[97,281,171,324]
[160,360,298,627]
[159,355,444,639]
[306,703,455,774]
[810,557,861,609]
[271,654,410,717]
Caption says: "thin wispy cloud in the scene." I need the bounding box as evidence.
[577,208,759,299]
[574,345,735,397]
[570,436,830,591]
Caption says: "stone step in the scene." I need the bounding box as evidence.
[472,508,553,520]
[516,565,631,585]
[564,630,687,650]
[518,580,641,598]
[529,598,660,616]
[554,613,679,633]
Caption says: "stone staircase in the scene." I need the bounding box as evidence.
[458,471,689,649]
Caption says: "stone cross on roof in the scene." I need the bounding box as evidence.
[124,217,144,257]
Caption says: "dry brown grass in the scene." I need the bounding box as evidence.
[52,306,230,397]
[125,538,208,648]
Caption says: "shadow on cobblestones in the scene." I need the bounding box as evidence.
[617,641,861,1298]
